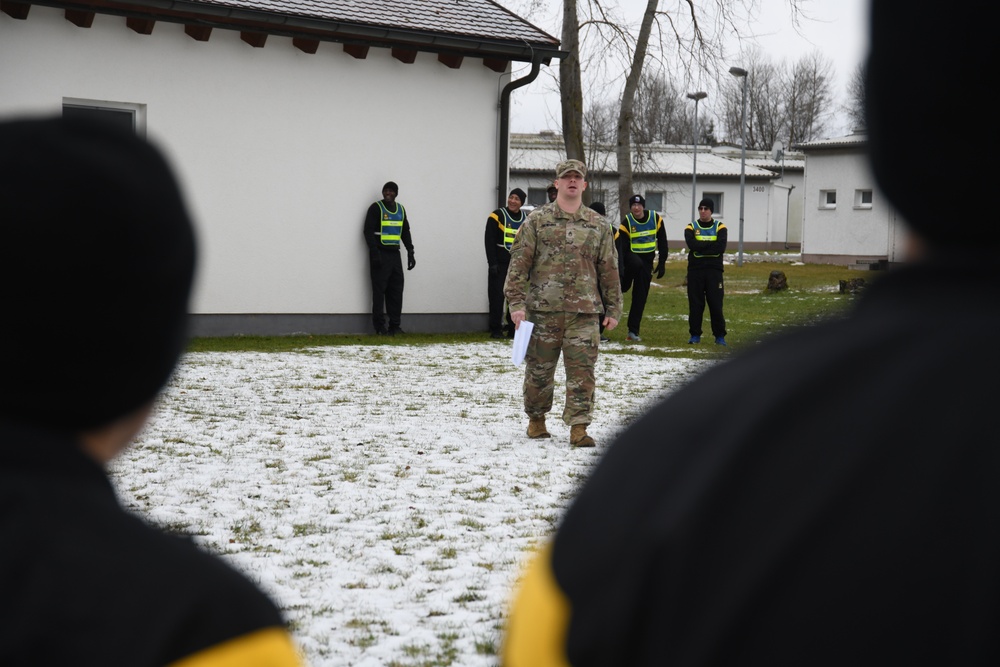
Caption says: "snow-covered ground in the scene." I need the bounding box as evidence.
[111,343,712,666]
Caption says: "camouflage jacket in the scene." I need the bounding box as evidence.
[503,201,623,319]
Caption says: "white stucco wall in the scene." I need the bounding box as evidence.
[800,147,899,262]
[2,8,507,318]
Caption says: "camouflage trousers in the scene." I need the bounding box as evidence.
[523,311,600,426]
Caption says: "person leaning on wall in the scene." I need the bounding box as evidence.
[485,188,528,339]
[0,116,303,667]
[363,180,415,336]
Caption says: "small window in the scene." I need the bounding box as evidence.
[643,192,663,211]
[63,98,145,135]
[820,190,837,209]
[854,189,873,209]
[702,192,723,217]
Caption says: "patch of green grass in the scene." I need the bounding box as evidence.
[457,485,492,502]
[453,590,485,604]
[292,523,318,537]
[474,634,498,656]
[230,518,264,542]
[457,517,485,531]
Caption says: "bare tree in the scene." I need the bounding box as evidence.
[845,62,866,131]
[561,0,586,161]
[584,99,618,145]
[614,0,660,219]
[785,51,833,144]
[632,73,694,144]
[722,49,833,150]
[544,0,814,211]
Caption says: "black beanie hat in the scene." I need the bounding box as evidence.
[509,188,527,205]
[698,198,715,213]
[383,181,399,195]
[0,116,197,432]
[629,194,645,207]
[867,0,990,250]
[590,202,606,216]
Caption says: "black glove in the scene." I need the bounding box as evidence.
[407,250,416,271]
[655,262,665,279]
[489,264,498,279]
[369,251,381,268]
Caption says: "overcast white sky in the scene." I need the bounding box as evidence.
[502,0,870,139]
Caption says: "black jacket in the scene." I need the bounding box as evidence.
[0,422,300,666]
[506,257,1000,665]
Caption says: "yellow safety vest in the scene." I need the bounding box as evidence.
[377,201,405,247]
[626,211,661,253]
[501,209,526,251]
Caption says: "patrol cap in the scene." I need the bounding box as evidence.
[555,159,587,179]
[629,194,645,206]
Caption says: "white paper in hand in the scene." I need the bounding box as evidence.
[511,320,534,365]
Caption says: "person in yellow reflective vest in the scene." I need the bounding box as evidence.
[617,194,668,342]
[0,116,302,667]
[363,181,416,335]
[484,188,527,338]
[684,198,727,345]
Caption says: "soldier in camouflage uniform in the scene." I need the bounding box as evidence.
[504,159,623,448]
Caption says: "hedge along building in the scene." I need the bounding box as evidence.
[508,131,804,252]
[1,0,562,335]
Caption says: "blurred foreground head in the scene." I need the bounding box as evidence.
[866,0,995,252]
[0,116,197,432]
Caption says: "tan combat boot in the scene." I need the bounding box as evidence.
[527,416,551,439]
[570,424,595,448]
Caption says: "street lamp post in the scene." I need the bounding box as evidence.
[686,91,707,222]
[729,66,748,267]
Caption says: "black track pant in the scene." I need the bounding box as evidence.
[625,252,654,335]
[370,250,404,332]
[687,267,726,338]
[488,257,512,335]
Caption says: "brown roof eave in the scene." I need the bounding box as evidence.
[17,0,566,63]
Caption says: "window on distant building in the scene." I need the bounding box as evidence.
[820,190,837,209]
[589,189,607,207]
[644,192,663,212]
[63,98,145,135]
[854,189,873,209]
[703,192,724,217]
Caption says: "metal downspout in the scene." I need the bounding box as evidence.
[497,55,543,209]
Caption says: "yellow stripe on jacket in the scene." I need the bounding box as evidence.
[503,542,571,667]
[169,627,302,667]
